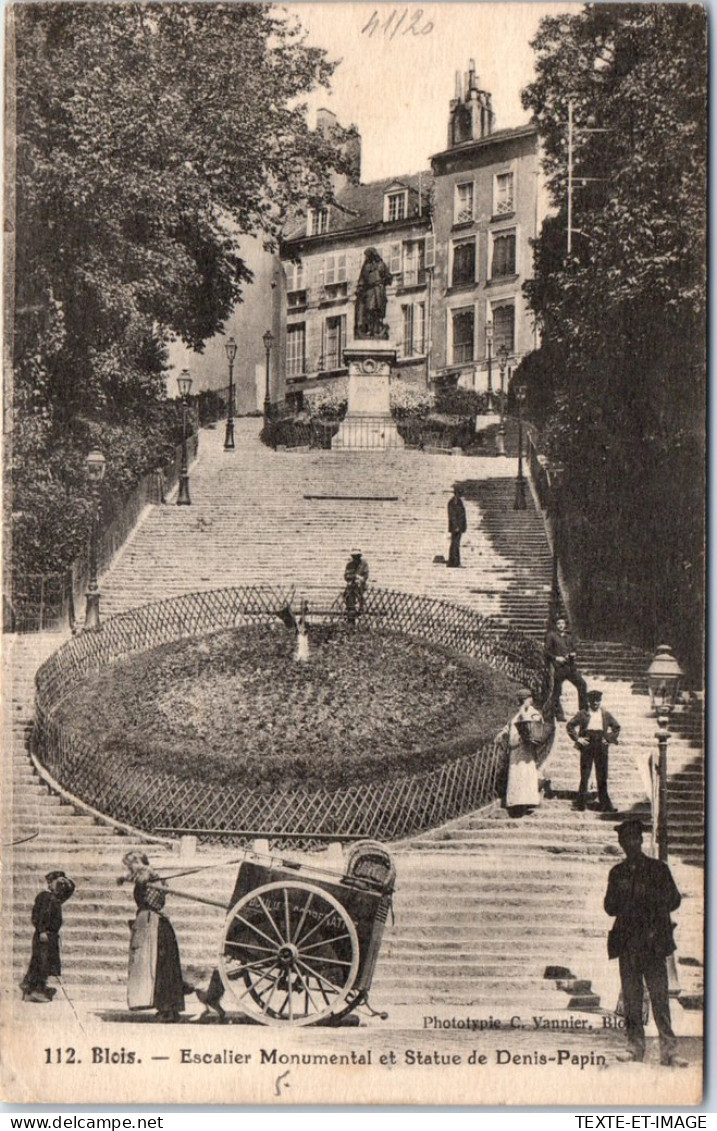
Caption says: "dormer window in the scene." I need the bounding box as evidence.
[384,190,407,223]
[308,207,330,236]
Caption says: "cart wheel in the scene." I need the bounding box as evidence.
[219,881,360,1026]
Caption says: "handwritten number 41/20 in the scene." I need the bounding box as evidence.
[362,9,434,38]
[44,1048,77,1064]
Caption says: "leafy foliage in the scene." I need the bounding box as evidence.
[303,378,349,421]
[520,5,706,674]
[11,3,348,577]
[389,380,434,419]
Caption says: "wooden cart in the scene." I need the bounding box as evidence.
[212,842,395,1026]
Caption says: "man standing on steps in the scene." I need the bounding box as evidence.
[447,484,467,568]
[544,614,588,720]
[604,819,687,1067]
[567,688,620,812]
[344,549,369,625]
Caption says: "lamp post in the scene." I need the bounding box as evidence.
[84,448,106,632]
[647,644,684,715]
[263,330,274,424]
[514,383,527,510]
[496,344,509,456]
[485,319,494,412]
[177,369,193,506]
[224,336,237,451]
[655,710,672,864]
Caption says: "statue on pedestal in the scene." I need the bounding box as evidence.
[354,247,392,340]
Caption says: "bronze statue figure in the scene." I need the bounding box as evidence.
[355,247,392,339]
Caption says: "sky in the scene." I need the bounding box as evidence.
[294,2,576,181]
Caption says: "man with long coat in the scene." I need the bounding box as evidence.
[604,820,687,1067]
[447,485,467,568]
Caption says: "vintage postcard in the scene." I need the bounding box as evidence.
[1,0,705,1108]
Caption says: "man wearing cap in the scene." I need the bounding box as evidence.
[604,819,687,1067]
[544,615,588,720]
[344,550,369,624]
[20,871,75,1002]
[566,688,621,812]
[447,485,467,568]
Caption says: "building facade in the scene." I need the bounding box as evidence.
[275,65,542,407]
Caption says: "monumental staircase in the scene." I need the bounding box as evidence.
[5,420,704,1021]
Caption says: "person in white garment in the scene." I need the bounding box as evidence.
[505,688,544,817]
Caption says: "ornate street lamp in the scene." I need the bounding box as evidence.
[177,369,193,506]
[263,330,274,424]
[647,644,684,713]
[485,319,494,412]
[513,383,527,510]
[84,448,106,632]
[496,343,510,456]
[224,336,237,451]
[652,698,682,996]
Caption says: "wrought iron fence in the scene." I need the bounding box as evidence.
[8,433,199,634]
[34,585,549,845]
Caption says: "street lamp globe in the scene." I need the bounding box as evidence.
[177,370,193,400]
[85,449,106,484]
[224,336,238,364]
[647,644,684,713]
[263,330,275,352]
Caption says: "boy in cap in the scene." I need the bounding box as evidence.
[604,819,687,1067]
[21,870,75,1002]
[566,688,620,812]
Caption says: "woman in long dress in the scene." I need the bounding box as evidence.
[120,852,186,1022]
[505,688,543,817]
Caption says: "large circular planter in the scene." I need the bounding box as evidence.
[34,585,549,845]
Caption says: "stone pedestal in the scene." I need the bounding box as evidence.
[332,346,404,450]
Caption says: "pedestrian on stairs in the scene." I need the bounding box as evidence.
[504,689,544,817]
[447,485,467,568]
[120,852,187,1023]
[21,870,75,1002]
[567,688,620,812]
[344,549,369,625]
[544,615,588,720]
[604,819,688,1067]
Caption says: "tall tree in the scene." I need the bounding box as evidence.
[9,2,349,577]
[520,5,706,673]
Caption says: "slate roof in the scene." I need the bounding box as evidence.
[283,171,434,243]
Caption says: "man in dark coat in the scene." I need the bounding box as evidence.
[544,615,588,720]
[604,820,687,1067]
[21,870,75,1002]
[447,485,467,568]
[566,688,620,812]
